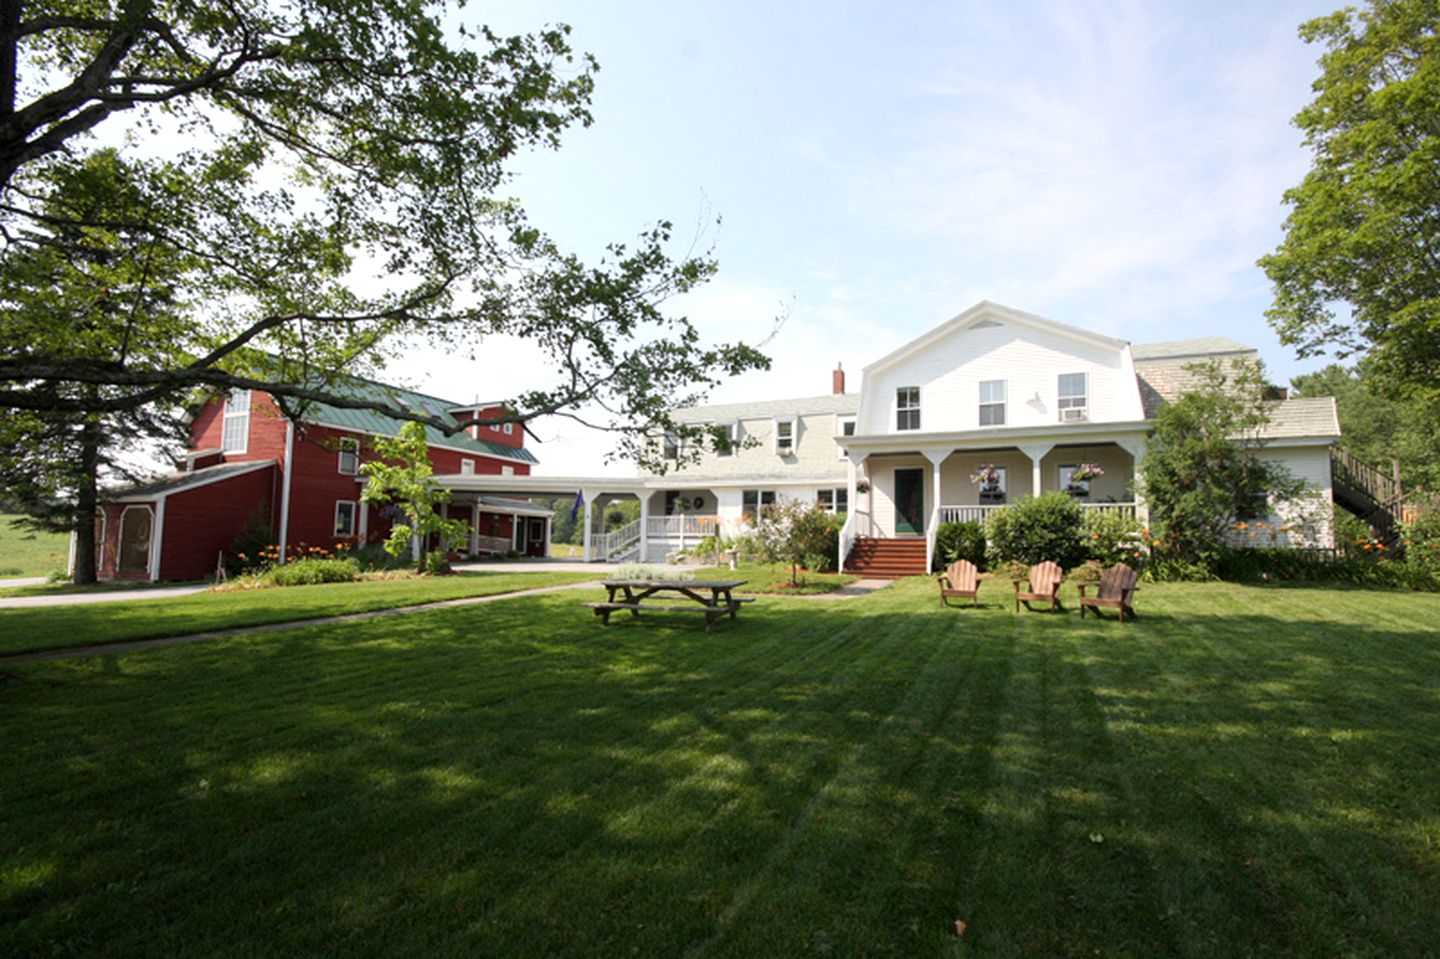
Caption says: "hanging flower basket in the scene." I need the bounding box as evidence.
[969,464,1002,495]
[1070,462,1105,483]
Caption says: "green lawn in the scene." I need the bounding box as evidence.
[3,579,1439,956]
[0,570,597,657]
[0,514,69,578]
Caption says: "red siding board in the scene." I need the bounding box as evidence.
[158,466,277,580]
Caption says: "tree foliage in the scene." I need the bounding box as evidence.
[359,422,471,574]
[748,500,842,583]
[1138,361,1311,571]
[1260,0,1440,400]
[0,0,769,455]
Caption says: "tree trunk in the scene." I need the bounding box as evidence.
[72,414,101,585]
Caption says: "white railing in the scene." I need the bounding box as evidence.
[591,518,641,562]
[938,501,1139,526]
[839,510,876,573]
[646,514,720,537]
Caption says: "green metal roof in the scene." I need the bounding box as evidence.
[300,378,538,465]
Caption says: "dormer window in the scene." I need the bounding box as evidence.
[979,380,1006,426]
[896,387,921,431]
[1058,373,1088,422]
[662,430,680,460]
[222,389,251,453]
[715,422,739,457]
[774,418,796,455]
[837,416,856,460]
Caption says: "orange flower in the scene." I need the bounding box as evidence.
[1237,522,1248,530]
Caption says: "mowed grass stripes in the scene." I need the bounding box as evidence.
[2,579,1438,957]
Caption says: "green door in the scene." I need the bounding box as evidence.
[894,468,924,535]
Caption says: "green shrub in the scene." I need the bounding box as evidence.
[1212,547,1437,591]
[346,542,411,571]
[986,493,1087,569]
[1082,510,1146,566]
[1069,559,1105,583]
[1401,510,1440,578]
[802,551,832,573]
[615,563,693,582]
[934,521,986,571]
[268,557,361,587]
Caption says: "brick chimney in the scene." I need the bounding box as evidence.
[832,362,845,395]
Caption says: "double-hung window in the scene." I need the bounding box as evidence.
[896,387,921,431]
[979,380,1006,426]
[1058,373,1088,422]
[837,417,856,460]
[662,430,680,460]
[337,437,360,475]
[774,418,796,455]
[817,488,849,514]
[460,458,475,476]
[742,489,776,521]
[221,389,251,453]
[715,422,739,457]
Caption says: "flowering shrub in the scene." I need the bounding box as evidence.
[1082,511,1146,567]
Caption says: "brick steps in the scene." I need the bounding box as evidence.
[844,537,927,578]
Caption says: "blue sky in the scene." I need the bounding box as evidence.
[391,0,1344,475]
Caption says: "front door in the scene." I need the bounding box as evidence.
[118,507,153,575]
[894,468,925,535]
[526,518,546,557]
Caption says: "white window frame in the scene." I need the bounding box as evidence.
[1058,372,1088,422]
[741,489,777,521]
[334,500,357,537]
[817,487,849,514]
[503,423,514,435]
[715,421,739,457]
[222,389,251,453]
[896,387,921,431]
[773,417,796,455]
[460,458,475,475]
[837,416,857,460]
[979,380,1006,427]
[501,465,515,476]
[337,437,360,476]
[662,430,680,461]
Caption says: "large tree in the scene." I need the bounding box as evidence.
[1259,0,1440,401]
[1,0,766,443]
[1,1,769,576]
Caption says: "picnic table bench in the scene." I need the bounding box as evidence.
[585,579,752,632]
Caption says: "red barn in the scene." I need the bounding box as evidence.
[91,380,547,581]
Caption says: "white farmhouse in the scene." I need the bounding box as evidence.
[641,301,1340,575]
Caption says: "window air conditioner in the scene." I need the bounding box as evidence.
[1060,408,1088,423]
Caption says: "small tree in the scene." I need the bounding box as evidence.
[750,500,841,584]
[360,423,471,574]
[1138,360,1310,573]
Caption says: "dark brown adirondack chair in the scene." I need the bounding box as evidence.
[937,559,980,607]
[1013,560,1063,613]
[1078,563,1139,622]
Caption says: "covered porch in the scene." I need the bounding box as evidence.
[840,429,1149,572]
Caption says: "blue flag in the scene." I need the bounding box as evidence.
[569,490,585,523]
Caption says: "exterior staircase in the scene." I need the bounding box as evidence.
[1331,448,1406,551]
[844,537,927,578]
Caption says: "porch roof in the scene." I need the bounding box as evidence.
[843,419,1149,455]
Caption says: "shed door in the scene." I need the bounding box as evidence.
[118,507,153,574]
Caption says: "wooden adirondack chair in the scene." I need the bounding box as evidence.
[1078,563,1139,622]
[1013,560,1064,613]
[937,559,980,607]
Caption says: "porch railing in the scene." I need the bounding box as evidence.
[938,501,1139,526]
[473,534,512,555]
[646,514,719,538]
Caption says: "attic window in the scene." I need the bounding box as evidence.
[774,418,796,455]
[222,389,251,453]
[837,416,856,459]
[337,437,360,475]
[715,422,739,457]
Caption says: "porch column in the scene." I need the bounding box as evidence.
[358,500,369,542]
[921,448,950,573]
[543,516,552,558]
[638,493,650,564]
[1116,436,1149,526]
[1018,442,1056,498]
[470,503,480,555]
[581,488,595,561]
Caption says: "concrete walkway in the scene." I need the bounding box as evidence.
[0,576,47,589]
[0,583,210,609]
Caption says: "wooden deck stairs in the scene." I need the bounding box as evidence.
[1332,448,1407,551]
[844,537,927,578]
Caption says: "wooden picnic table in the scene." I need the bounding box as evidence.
[586,578,752,632]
